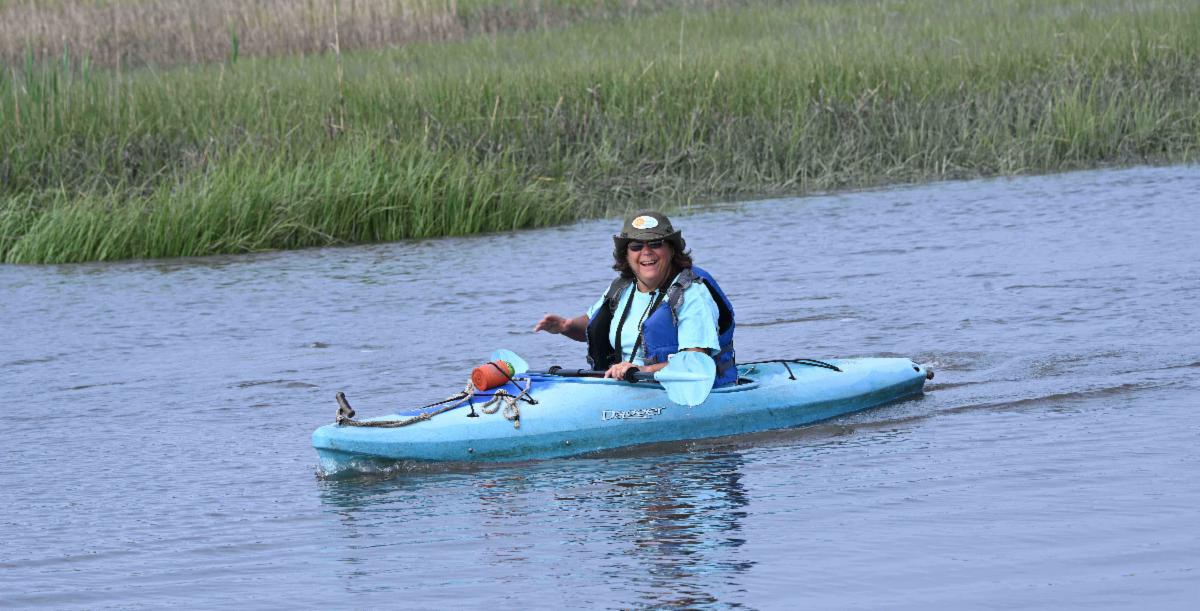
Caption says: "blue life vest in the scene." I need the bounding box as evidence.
[586,266,737,387]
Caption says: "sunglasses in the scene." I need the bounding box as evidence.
[627,240,666,252]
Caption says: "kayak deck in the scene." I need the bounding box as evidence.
[313,358,929,471]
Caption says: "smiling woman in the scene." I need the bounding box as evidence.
[533,210,738,387]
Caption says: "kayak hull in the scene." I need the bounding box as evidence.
[313,358,928,471]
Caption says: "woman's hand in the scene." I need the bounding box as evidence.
[605,351,704,380]
[605,360,668,380]
[604,361,639,381]
[533,314,569,334]
[534,313,589,342]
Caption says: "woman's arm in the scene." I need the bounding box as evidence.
[533,313,589,342]
[604,347,709,379]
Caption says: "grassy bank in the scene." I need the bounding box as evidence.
[3,0,1199,263]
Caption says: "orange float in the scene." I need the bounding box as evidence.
[471,360,515,390]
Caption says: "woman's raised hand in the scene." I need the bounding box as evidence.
[533,313,568,334]
[534,313,589,342]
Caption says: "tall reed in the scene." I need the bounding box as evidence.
[2,0,1198,263]
[1,0,743,69]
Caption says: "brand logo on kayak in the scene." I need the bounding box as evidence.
[631,216,658,230]
[602,407,663,421]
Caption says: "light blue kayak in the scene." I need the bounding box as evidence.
[312,357,931,473]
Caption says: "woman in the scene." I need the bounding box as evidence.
[533,210,737,387]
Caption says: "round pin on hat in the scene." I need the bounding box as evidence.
[614,210,684,249]
[631,215,659,230]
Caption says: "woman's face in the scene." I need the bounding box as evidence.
[626,240,674,291]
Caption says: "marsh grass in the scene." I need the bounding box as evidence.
[0,141,572,262]
[2,0,1199,263]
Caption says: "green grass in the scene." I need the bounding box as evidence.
[3,0,1199,263]
[0,141,572,261]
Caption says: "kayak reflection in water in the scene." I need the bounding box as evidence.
[533,210,738,388]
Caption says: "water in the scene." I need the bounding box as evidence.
[3,165,1198,609]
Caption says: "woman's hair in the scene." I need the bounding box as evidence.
[611,239,694,282]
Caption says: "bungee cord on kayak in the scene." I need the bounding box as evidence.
[326,355,931,441]
[334,374,535,429]
[741,358,845,379]
[331,356,851,430]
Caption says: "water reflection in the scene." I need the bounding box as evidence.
[316,452,754,607]
[600,451,754,608]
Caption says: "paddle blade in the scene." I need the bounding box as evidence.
[654,351,716,406]
[490,349,529,374]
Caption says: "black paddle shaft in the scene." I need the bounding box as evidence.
[527,368,653,383]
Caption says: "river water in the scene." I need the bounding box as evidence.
[2,165,1198,609]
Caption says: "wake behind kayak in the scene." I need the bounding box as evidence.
[312,356,932,473]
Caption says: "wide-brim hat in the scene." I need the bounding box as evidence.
[613,210,685,251]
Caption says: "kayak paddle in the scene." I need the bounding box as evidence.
[653,351,716,406]
[490,348,530,375]
[493,348,715,406]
